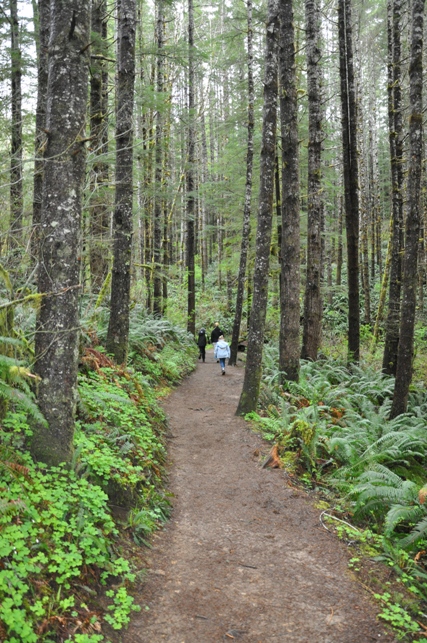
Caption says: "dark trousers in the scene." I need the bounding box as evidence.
[198,346,206,362]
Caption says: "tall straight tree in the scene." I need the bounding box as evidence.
[382,0,404,375]
[390,0,425,418]
[32,0,49,261]
[106,0,136,363]
[153,0,165,316]
[31,0,91,466]
[301,0,323,361]
[186,0,196,335]
[236,0,279,415]
[9,0,23,253]
[229,0,255,367]
[338,0,360,362]
[278,0,300,382]
[89,0,110,292]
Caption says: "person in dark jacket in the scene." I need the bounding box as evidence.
[197,328,207,362]
[210,321,222,361]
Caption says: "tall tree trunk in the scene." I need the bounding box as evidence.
[186,0,196,335]
[144,61,156,311]
[200,107,209,288]
[32,0,50,263]
[9,0,23,254]
[338,0,360,362]
[161,87,172,315]
[383,0,404,375]
[278,0,300,382]
[229,0,254,367]
[390,0,424,418]
[336,194,343,285]
[360,191,371,325]
[89,0,110,292]
[301,0,323,361]
[236,0,279,415]
[153,0,164,315]
[32,0,90,466]
[106,0,136,363]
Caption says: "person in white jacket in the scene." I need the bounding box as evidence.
[214,335,230,375]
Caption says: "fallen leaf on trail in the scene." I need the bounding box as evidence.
[262,444,283,469]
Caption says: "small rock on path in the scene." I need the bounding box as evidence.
[124,353,395,642]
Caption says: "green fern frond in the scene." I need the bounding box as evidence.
[385,504,424,536]
[359,464,405,486]
[400,514,427,548]
[0,381,46,425]
[0,497,27,516]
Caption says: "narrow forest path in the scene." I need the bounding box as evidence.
[124,353,395,643]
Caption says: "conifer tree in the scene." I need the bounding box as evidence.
[32,0,91,466]
[106,0,137,363]
[391,0,425,418]
[237,0,279,415]
[279,0,300,382]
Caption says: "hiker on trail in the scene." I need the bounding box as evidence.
[214,334,230,375]
[197,328,207,362]
[211,321,222,360]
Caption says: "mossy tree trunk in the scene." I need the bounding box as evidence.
[89,0,110,292]
[31,0,49,264]
[236,0,279,415]
[229,0,255,367]
[186,0,196,336]
[106,0,137,364]
[301,0,323,361]
[390,0,424,418]
[153,0,165,316]
[382,0,404,375]
[278,0,300,382]
[32,0,91,466]
[9,0,23,256]
[338,0,360,362]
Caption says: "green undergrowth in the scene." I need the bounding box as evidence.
[0,318,196,642]
[249,347,427,641]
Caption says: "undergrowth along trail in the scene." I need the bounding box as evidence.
[0,311,196,643]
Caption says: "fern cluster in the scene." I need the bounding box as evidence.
[256,355,427,551]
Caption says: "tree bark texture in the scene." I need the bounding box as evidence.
[336,195,343,285]
[391,0,424,418]
[229,0,254,367]
[278,0,300,382]
[153,0,165,315]
[9,0,23,253]
[236,0,279,415]
[301,0,323,361]
[89,0,110,292]
[32,0,50,262]
[32,0,91,466]
[338,0,360,362]
[106,0,136,363]
[383,0,404,375]
[186,0,196,335]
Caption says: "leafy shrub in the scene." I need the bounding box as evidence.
[0,316,194,640]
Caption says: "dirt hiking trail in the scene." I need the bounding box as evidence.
[124,352,396,643]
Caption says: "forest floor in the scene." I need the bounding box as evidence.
[122,351,397,643]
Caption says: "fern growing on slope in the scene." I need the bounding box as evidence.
[257,354,427,549]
